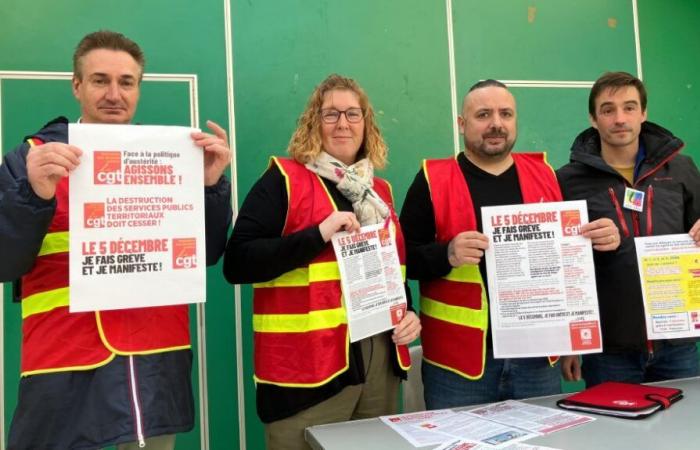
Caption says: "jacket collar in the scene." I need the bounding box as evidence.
[569,121,684,174]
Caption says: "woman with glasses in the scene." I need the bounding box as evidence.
[224,74,421,450]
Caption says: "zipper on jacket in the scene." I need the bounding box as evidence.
[128,356,147,448]
[608,187,630,238]
[631,212,641,236]
[645,185,654,235]
[634,147,683,186]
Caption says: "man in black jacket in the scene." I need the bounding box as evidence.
[557,71,700,387]
[0,30,232,450]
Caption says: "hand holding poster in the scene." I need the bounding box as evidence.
[69,123,205,312]
[482,201,602,358]
[635,233,700,339]
[331,222,407,342]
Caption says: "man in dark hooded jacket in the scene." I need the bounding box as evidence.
[0,30,232,450]
[557,71,700,387]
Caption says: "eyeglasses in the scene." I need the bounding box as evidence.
[320,108,364,124]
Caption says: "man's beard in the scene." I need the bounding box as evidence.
[465,130,515,159]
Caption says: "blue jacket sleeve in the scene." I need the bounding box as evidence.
[204,175,233,266]
[0,144,57,281]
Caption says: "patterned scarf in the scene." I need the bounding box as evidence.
[305,152,390,226]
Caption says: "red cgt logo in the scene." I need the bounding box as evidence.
[560,210,581,237]
[84,202,106,228]
[172,238,197,269]
[94,151,122,185]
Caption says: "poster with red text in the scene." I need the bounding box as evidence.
[331,222,407,342]
[68,124,205,312]
[482,201,602,358]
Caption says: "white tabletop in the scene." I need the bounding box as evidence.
[306,377,700,450]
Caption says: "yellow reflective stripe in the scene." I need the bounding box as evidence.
[22,287,69,319]
[443,264,482,283]
[253,268,308,288]
[38,231,69,257]
[401,264,406,281]
[310,262,340,282]
[253,307,347,333]
[253,262,340,288]
[420,295,488,330]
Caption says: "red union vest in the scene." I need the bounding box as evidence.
[19,137,190,376]
[420,153,562,379]
[252,157,411,387]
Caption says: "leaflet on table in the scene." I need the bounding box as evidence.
[434,440,562,450]
[332,222,407,342]
[482,200,602,358]
[417,412,537,448]
[68,123,205,312]
[380,410,456,447]
[466,400,594,435]
[634,233,700,339]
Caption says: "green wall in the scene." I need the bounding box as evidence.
[2,1,699,449]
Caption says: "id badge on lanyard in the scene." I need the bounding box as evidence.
[623,187,645,212]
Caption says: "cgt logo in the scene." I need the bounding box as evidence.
[560,210,581,236]
[172,238,197,269]
[84,203,106,228]
[94,151,123,185]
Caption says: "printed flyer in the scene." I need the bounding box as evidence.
[482,201,602,358]
[635,233,700,339]
[332,222,407,342]
[68,123,205,312]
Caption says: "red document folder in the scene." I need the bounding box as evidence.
[556,381,683,419]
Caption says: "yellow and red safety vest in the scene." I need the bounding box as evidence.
[252,157,411,387]
[19,137,190,376]
[420,153,562,379]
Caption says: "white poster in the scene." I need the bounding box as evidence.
[332,222,407,342]
[482,201,602,358]
[635,234,700,339]
[68,123,205,312]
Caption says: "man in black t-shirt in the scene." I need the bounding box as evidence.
[400,79,619,409]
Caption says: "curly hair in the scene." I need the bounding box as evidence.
[287,74,387,169]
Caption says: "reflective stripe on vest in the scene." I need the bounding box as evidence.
[38,231,69,257]
[22,287,69,319]
[421,296,487,330]
[420,265,488,330]
[253,261,340,288]
[253,262,406,288]
[442,264,481,283]
[254,307,347,333]
[23,231,70,318]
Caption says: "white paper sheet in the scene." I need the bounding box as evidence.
[68,123,205,311]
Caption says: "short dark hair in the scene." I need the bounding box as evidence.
[589,71,646,118]
[73,30,145,80]
[468,79,508,93]
[462,79,510,112]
